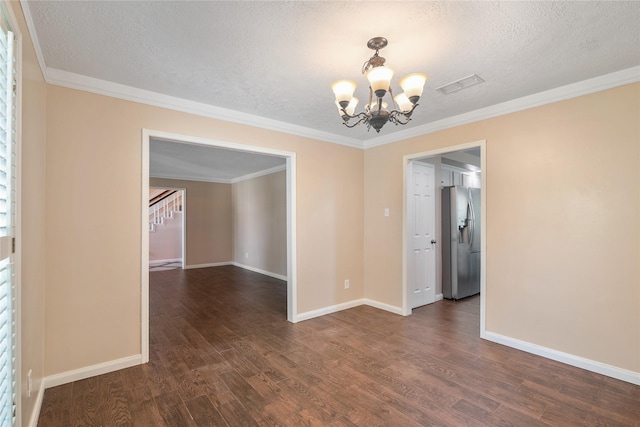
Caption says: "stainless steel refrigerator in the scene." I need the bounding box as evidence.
[442,186,481,300]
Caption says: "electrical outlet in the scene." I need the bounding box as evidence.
[344,279,350,289]
[245,252,249,260]
[27,369,32,398]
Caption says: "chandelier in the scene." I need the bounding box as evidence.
[331,37,427,133]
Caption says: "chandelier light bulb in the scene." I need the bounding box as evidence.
[346,97,359,115]
[394,92,414,112]
[331,80,357,108]
[335,97,359,118]
[366,66,394,98]
[399,73,428,103]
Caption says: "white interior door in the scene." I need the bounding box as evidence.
[408,161,436,309]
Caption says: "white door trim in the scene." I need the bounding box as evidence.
[402,140,487,336]
[141,129,298,364]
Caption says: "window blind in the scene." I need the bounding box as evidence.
[0,11,15,425]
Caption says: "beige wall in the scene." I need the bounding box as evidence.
[13,0,48,424]
[232,170,287,277]
[150,178,231,266]
[364,83,640,373]
[149,211,183,262]
[45,86,364,375]
[43,80,638,378]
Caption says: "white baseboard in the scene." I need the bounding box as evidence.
[231,262,287,281]
[295,297,408,322]
[43,354,143,389]
[435,293,443,302]
[295,299,365,322]
[27,379,45,427]
[483,331,640,386]
[149,258,182,266]
[182,261,287,282]
[184,261,232,270]
[363,298,404,315]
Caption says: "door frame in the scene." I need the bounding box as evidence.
[148,186,186,269]
[141,129,298,363]
[402,140,487,335]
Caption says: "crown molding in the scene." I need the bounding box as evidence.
[364,66,640,149]
[44,67,365,149]
[150,164,286,185]
[230,164,286,184]
[46,66,638,153]
[149,173,232,185]
[20,0,47,81]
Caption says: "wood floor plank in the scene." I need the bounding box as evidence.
[38,384,73,427]
[216,398,260,427]
[183,395,229,427]
[452,398,547,427]
[129,398,165,426]
[85,378,131,427]
[154,389,197,427]
[70,376,102,426]
[38,265,640,426]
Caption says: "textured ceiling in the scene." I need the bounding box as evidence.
[24,1,638,180]
[150,139,286,183]
[23,1,640,146]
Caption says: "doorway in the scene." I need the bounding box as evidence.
[403,140,486,334]
[141,129,298,364]
[148,187,185,271]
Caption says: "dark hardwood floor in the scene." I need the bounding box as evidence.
[38,265,640,426]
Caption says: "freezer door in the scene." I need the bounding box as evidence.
[457,186,481,298]
[442,186,481,300]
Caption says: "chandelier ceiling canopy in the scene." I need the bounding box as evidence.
[331,37,427,133]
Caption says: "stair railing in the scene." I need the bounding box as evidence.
[149,190,182,231]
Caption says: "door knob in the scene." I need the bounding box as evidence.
[431,240,437,244]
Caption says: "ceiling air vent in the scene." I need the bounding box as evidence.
[436,74,485,95]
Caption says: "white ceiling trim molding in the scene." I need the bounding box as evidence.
[45,65,638,153]
[364,66,640,149]
[149,173,232,185]
[20,0,48,82]
[230,164,287,184]
[44,67,365,149]
[150,164,286,185]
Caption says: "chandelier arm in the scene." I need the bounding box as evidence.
[392,102,419,121]
[388,86,399,110]
[389,103,418,125]
[389,112,411,125]
[340,109,367,121]
[343,115,369,128]
[340,111,369,128]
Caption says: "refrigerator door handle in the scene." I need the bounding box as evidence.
[468,198,475,249]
